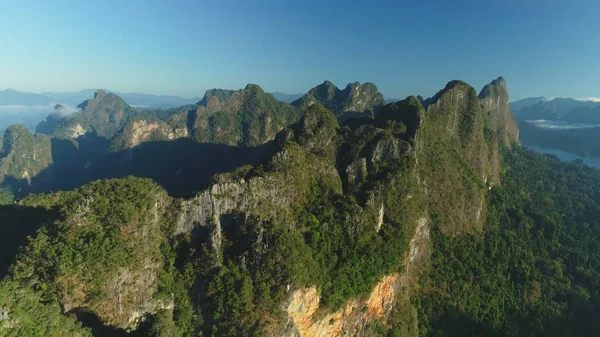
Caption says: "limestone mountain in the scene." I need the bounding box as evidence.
[197,88,236,106]
[1,77,600,337]
[108,84,301,152]
[478,77,520,148]
[0,77,523,337]
[189,84,301,146]
[0,88,286,199]
[36,89,133,139]
[292,81,385,122]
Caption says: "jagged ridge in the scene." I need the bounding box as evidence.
[292,81,385,123]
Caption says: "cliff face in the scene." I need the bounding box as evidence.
[109,119,189,150]
[279,216,430,337]
[478,77,520,148]
[414,78,520,234]
[292,81,385,123]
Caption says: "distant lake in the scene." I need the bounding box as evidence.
[524,144,600,169]
[525,120,600,129]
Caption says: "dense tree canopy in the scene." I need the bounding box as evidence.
[417,147,600,337]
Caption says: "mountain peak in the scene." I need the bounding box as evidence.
[244,83,265,94]
[198,88,235,106]
[94,89,107,99]
[345,82,360,89]
[491,76,506,86]
[477,77,519,147]
[293,81,384,122]
[478,76,508,100]
[37,90,132,139]
[421,80,472,109]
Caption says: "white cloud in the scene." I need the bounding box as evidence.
[0,103,79,115]
[577,97,600,102]
[0,103,80,132]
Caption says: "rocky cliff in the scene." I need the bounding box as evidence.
[109,118,189,150]
[478,77,520,148]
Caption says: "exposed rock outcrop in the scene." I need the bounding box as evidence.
[110,119,188,150]
[279,215,430,337]
[479,77,520,148]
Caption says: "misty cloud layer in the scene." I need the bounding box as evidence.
[0,103,79,133]
[526,119,600,130]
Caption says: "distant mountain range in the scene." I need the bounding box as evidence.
[0,89,306,133]
[510,96,600,158]
[271,92,303,103]
[1,89,307,108]
[510,97,600,123]
[0,88,201,108]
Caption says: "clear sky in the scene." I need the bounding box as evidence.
[1,0,599,100]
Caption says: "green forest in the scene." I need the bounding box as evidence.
[416,147,600,337]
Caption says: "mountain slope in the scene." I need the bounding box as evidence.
[0,125,52,187]
[1,87,292,198]
[3,177,173,333]
[109,84,302,152]
[417,148,600,337]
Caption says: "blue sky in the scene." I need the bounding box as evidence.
[0,0,599,100]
